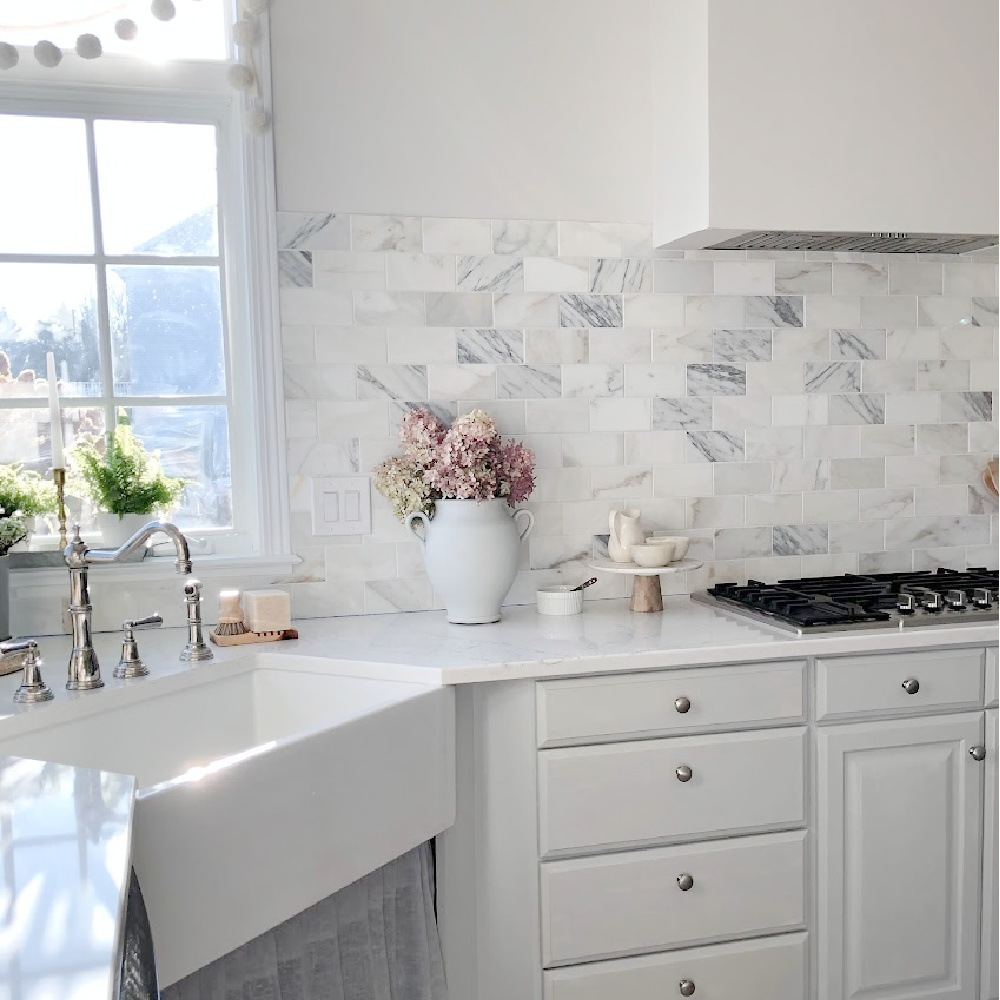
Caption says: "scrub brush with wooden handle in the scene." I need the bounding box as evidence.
[213,589,249,636]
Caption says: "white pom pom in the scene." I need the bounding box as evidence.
[115,18,138,40]
[0,42,18,70]
[33,40,62,67]
[232,18,258,48]
[76,33,103,59]
[241,0,269,14]
[226,62,256,91]
[151,0,176,21]
[247,108,270,135]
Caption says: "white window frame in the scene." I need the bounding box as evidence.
[0,19,290,569]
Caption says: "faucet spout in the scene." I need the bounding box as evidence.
[63,521,196,691]
[82,520,193,575]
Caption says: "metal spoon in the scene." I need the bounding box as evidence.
[571,577,598,592]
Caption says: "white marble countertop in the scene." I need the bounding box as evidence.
[0,756,134,1000]
[2,597,996,701]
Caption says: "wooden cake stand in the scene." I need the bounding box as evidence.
[588,557,704,613]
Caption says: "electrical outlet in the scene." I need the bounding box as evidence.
[310,476,372,536]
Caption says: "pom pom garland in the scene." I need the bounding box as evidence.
[232,18,258,47]
[0,42,18,70]
[226,62,255,91]
[33,40,62,68]
[151,0,177,22]
[115,18,139,41]
[76,34,103,59]
[246,108,270,135]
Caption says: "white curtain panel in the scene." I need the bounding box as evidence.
[162,842,447,1000]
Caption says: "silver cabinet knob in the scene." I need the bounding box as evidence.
[971,745,987,761]
[675,764,693,782]
[677,873,694,891]
[679,981,696,997]
[674,695,691,714]
[901,677,920,695]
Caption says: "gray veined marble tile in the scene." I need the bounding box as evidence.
[686,430,745,463]
[493,220,558,256]
[426,292,493,327]
[496,365,562,399]
[357,364,428,401]
[559,221,623,257]
[859,487,915,520]
[971,296,1000,325]
[884,514,991,550]
[562,364,624,398]
[828,392,886,425]
[831,329,885,360]
[457,328,524,364]
[686,363,747,396]
[804,362,861,393]
[590,258,652,293]
[772,459,831,492]
[278,250,313,288]
[713,330,772,363]
[940,390,993,422]
[276,212,350,251]
[745,295,804,328]
[456,255,524,292]
[773,523,829,556]
[774,261,832,294]
[351,214,422,252]
[651,396,713,430]
[558,294,623,328]
[714,526,773,560]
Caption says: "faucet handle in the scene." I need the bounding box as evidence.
[5,641,54,704]
[181,579,213,662]
[113,614,162,679]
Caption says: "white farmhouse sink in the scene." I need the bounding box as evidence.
[0,658,455,986]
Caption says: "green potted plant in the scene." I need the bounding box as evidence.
[0,464,58,640]
[72,415,188,549]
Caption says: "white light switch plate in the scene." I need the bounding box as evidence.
[310,476,372,536]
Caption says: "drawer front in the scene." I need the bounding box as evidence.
[539,727,805,855]
[987,647,998,708]
[816,648,984,720]
[537,661,805,746]
[544,932,807,1000]
[540,830,806,966]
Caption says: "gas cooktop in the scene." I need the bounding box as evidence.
[691,568,1000,635]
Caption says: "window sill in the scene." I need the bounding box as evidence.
[11,552,302,588]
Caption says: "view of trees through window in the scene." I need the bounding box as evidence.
[0,114,233,534]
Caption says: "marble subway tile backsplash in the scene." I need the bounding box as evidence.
[277,212,999,614]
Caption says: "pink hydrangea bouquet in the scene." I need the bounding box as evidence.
[373,408,535,521]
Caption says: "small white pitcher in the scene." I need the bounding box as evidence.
[608,508,643,563]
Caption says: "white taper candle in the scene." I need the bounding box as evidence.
[45,352,65,470]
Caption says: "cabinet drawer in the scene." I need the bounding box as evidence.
[539,727,805,855]
[816,648,984,720]
[540,830,806,966]
[537,661,805,746]
[544,931,807,1000]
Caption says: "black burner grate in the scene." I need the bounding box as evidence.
[709,567,999,629]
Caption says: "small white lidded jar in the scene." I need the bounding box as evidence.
[536,585,584,616]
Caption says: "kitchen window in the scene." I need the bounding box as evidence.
[0,2,286,558]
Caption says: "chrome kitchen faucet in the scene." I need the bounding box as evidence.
[63,521,212,691]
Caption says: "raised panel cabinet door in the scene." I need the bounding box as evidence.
[981,708,998,1000]
[817,712,985,1000]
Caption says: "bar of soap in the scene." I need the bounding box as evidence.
[241,589,291,633]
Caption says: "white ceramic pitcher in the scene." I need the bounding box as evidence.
[608,508,643,563]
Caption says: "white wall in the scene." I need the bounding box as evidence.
[269,0,653,222]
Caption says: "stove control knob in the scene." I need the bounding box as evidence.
[896,594,917,615]
[946,589,967,610]
[973,588,993,609]
[922,592,943,612]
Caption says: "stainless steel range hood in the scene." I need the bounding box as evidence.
[652,1,999,254]
[703,232,999,255]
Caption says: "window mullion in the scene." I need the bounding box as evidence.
[85,117,116,441]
